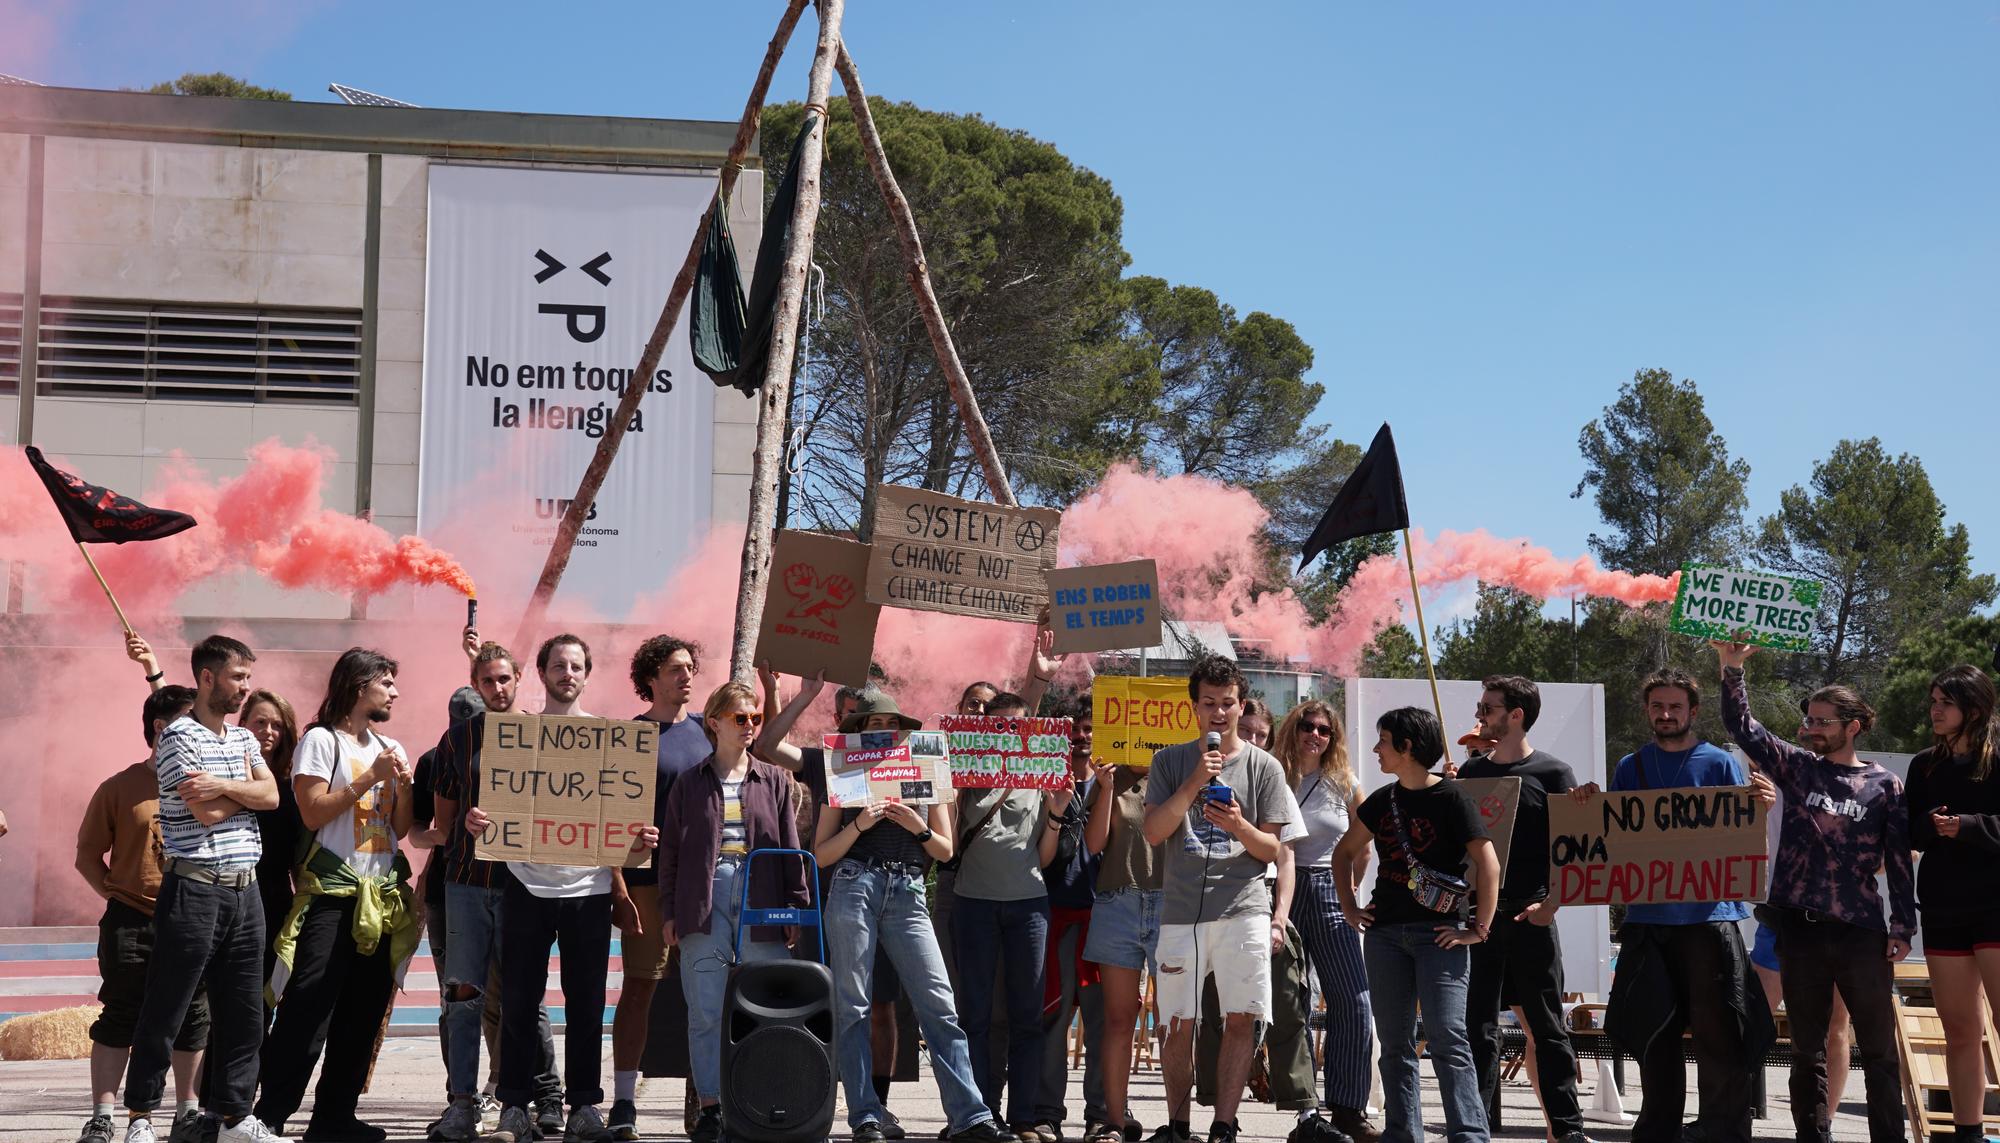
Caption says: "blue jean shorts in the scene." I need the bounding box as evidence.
[1082,887,1163,972]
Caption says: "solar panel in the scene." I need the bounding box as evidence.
[327,82,418,108]
[0,72,45,87]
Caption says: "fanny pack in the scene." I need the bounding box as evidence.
[1386,789,1470,915]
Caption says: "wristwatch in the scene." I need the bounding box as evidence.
[916,828,935,844]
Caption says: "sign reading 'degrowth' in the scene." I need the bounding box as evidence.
[1045,560,1163,655]
[1092,676,1197,768]
[1669,562,1822,652]
[939,715,1074,790]
[824,729,955,807]
[1546,785,1768,906]
[865,485,1062,622]
[473,713,658,867]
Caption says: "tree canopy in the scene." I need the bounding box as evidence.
[144,73,292,100]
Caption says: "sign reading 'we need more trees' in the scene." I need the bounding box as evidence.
[1669,562,1823,652]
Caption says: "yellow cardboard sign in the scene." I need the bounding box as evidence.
[1091,676,1197,767]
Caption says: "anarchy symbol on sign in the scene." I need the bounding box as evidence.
[1015,520,1046,552]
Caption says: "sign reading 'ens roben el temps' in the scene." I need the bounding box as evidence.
[865,485,1061,622]
[419,164,721,613]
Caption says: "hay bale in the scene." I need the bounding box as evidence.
[0,1004,101,1060]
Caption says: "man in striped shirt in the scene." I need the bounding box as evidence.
[123,636,283,1143]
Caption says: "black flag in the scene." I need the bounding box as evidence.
[1299,423,1409,570]
[24,446,197,544]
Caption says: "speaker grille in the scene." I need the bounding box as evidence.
[726,1026,833,1130]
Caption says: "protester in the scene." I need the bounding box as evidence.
[1580,668,1760,1143]
[123,636,281,1143]
[254,649,418,1142]
[610,635,712,1142]
[1456,677,1589,1143]
[466,634,654,1143]
[1034,704,1108,1143]
[1082,707,1165,1143]
[237,690,303,1000]
[412,685,492,1133]
[427,642,566,1141]
[1904,664,2000,1143]
[1333,707,1496,1143]
[810,690,1011,1143]
[1141,655,1296,1143]
[658,681,808,1143]
[1713,642,1913,1142]
[1748,927,1853,1125]
[1272,701,1377,1143]
[76,685,207,1143]
[954,690,1069,1136]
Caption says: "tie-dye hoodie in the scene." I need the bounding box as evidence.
[1721,668,1917,943]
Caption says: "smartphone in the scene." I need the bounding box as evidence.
[1202,783,1234,806]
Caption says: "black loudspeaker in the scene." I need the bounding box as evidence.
[719,959,836,1142]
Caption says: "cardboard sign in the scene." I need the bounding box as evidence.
[1455,776,1521,889]
[824,729,955,807]
[1045,560,1163,655]
[754,530,882,687]
[939,715,1074,790]
[864,485,1062,623]
[471,713,658,867]
[1092,676,1197,767]
[1669,562,1823,652]
[1547,784,1769,906]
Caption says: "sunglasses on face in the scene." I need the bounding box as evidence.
[726,713,764,728]
[1300,723,1332,737]
[1799,716,1844,729]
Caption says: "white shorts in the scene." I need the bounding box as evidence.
[1154,914,1272,1022]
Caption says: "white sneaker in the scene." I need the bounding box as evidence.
[476,1094,501,1134]
[217,1118,289,1143]
[124,1119,158,1143]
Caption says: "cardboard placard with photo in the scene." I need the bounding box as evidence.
[823,729,955,807]
[472,712,657,867]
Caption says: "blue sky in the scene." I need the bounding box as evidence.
[12,2,1998,591]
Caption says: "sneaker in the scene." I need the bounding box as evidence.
[1288,1114,1352,1143]
[682,1082,701,1137]
[218,1121,291,1143]
[951,1124,1015,1143]
[126,1120,159,1143]
[1147,1127,1192,1143]
[1122,1121,1142,1143]
[79,1115,116,1143]
[606,1100,637,1142]
[1207,1124,1238,1143]
[855,1122,889,1143]
[435,1100,482,1143]
[1082,1125,1114,1143]
[169,1109,205,1143]
[483,1107,535,1143]
[691,1106,723,1143]
[1029,1125,1062,1143]
[476,1096,502,1135]
[300,1115,385,1143]
[535,1098,566,1140]
[1555,1134,1599,1143]
[1324,1108,1379,1143]
[563,1106,609,1143]
[881,1111,907,1141]
[200,1119,220,1143]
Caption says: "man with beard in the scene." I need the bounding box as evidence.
[123,637,281,1143]
[1715,642,1913,1143]
[1578,669,1757,1143]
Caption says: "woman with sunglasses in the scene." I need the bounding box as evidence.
[659,681,810,1142]
[1275,701,1379,1143]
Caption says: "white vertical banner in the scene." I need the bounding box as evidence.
[419,164,716,612]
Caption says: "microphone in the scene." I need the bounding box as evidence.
[1206,731,1221,753]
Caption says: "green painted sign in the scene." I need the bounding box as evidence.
[1669,562,1823,652]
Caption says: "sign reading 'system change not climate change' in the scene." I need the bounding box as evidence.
[472,713,657,868]
[1547,785,1768,906]
[1669,562,1822,652]
[865,485,1062,623]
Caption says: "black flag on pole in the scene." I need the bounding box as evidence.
[24,446,197,544]
[1299,423,1409,570]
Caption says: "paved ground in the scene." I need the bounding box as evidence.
[0,1035,1880,1143]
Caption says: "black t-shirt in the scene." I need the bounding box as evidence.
[839,806,932,868]
[1458,749,1576,904]
[1355,779,1486,927]
[413,750,444,905]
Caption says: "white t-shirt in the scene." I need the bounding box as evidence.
[293,726,403,879]
[507,708,613,898]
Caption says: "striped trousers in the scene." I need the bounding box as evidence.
[1292,866,1375,1111]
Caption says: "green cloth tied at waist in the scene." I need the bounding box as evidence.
[269,841,418,1002]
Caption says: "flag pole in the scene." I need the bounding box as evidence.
[75,542,136,636]
[1401,528,1446,745]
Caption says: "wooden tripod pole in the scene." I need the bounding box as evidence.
[511,0,811,655]
[76,542,136,636]
[1402,528,1447,747]
[726,0,848,682]
[834,42,1016,507]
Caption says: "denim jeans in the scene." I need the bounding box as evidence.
[677,857,791,1102]
[1364,922,1487,1143]
[953,893,1050,1127]
[124,872,266,1119]
[828,862,994,1132]
[445,880,559,1102]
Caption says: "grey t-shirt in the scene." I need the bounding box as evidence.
[1147,739,1296,924]
[1292,768,1353,871]
[952,787,1049,903]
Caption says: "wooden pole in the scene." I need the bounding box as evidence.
[726,0,847,682]
[1401,528,1447,746]
[833,43,1017,507]
[512,0,811,655]
[76,542,135,636]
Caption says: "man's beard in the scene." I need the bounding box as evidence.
[1652,718,1691,742]
[209,691,243,717]
[367,707,392,724]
